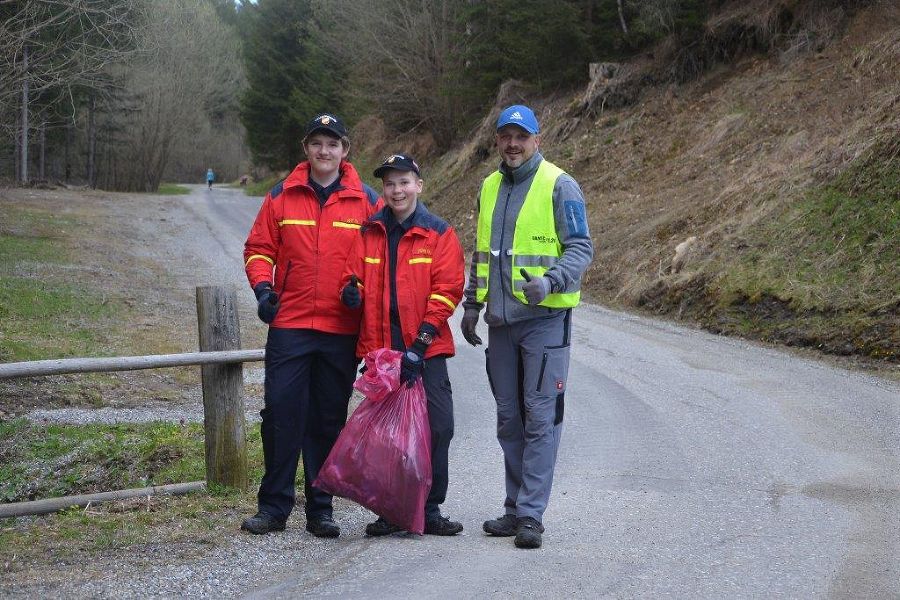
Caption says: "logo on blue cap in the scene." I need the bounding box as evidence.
[497,105,540,134]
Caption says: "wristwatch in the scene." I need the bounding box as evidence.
[415,331,434,346]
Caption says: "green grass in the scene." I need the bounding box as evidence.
[0,420,280,566]
[155,183,191,195]
[704,141,899,359]
[0,419,268,503]
[714,143,899,313]
[243,175,281,197]
[0,207,129,362]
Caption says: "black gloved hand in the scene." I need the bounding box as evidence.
[341,275,361,309]
[460,308,482,346]
[254,282,280,324]
[520,268,551,305]
[400,349,424,388]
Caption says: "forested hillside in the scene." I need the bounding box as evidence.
[414,0,898,365]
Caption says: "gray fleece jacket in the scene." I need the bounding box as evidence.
[462,152,594,327]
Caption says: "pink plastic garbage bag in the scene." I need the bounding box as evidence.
[314,348,432,534]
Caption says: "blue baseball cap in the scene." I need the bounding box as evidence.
[496,105,540,134]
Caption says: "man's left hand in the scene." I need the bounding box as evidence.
[520,268,551,305]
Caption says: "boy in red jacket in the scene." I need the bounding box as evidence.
[242,114,380,538]
[340,154,465,536]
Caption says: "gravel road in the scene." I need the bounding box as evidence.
[4,184,898,598]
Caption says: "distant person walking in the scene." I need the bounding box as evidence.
[241,113,380,538]
[206,168,214,189]
[460,105,593,549]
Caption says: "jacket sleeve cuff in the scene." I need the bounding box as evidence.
[253,282,273,299]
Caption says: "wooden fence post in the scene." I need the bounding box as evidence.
[196,286,248,490]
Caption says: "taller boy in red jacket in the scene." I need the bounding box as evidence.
[340,154,466,536]
[242,114,380,537]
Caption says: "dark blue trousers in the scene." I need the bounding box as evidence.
[421,356,454,521]
[257,328,358,521]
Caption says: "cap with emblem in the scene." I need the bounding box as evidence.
[304,113,348,140]
[496,104,540,134]
[373,153,421,178]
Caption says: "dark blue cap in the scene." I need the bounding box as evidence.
[373,153,421,178]
[304,113,348,139]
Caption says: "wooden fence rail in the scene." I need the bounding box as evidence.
[0,286,260,493]
[0,349,264,379]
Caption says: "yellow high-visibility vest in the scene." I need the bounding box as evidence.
[474,160,580,308]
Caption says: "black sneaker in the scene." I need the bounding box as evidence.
[514,516,544,549]
[365,517,404,536]
[306,515,340,538]
[482,514,518,537]
[240,512,286,535]
[424,516,463,536]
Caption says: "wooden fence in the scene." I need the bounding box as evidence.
[0,286,261,491]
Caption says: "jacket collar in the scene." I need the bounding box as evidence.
[368,201,433,234]
[282,160,365,197]
[499,151,544,184]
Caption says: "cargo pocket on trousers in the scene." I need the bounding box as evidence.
[535,345,570,396]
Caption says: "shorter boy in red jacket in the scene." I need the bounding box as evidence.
[340,153,465,536]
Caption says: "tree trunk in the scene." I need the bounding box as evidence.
[20,45,29,184]
[65,121,73,182]
[87,94,96,188]
[38,121,46,181]
[617,0,629,35]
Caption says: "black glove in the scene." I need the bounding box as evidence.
[520,268,551,305]
[460,308,482,346]
[341,275,361,309]
[254,282,280,324]
[400,349,424,388]
[399,329,430,387]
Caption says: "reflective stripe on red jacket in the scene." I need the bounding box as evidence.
[244,161,381,333]
[342,203,465,359]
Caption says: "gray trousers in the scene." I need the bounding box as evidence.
[485,310,571,522]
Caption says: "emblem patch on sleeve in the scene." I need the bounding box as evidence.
[564,201,588,238]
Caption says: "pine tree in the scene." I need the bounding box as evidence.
[238,0,346,170]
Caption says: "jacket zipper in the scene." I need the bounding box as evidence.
[498,184,513,324]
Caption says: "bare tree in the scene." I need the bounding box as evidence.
[99,0,244,190]
[0,0,139,182]
[316,0,468,149]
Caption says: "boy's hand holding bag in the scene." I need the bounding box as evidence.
[313,348,432,534]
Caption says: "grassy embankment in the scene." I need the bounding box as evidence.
[702,143,899,359]
[243,175,280,197]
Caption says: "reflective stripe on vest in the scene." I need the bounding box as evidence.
[475,160,580,308]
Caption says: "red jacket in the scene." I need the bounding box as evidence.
[342,203,465,359]
[244,161,381,333]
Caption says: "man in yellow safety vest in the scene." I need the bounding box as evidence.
[460,104,593,549]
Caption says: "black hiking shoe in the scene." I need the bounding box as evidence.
[483,514,519,537]
[514,516,544,549]
[306,515,340,538]
[424,516,464,536]
[365,517,404,536]
[240,512,286,535]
